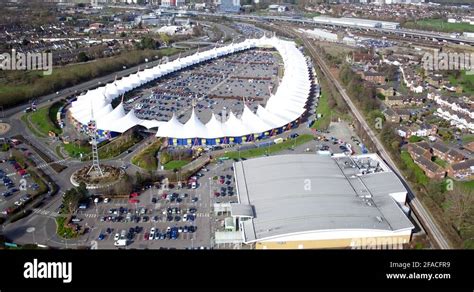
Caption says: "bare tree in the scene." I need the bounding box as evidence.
[444,186,474,231]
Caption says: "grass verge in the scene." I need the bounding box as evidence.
[222,134,314,160]
[131,139,162,171]
[163,160,189,170]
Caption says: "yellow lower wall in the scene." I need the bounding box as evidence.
[254,235,412,249]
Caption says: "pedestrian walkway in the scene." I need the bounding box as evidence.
[36,159,68,169]
[32,208,59,218]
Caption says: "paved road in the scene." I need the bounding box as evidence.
[0,22,243,249]
[1,25,240,120]
[291,29,451,249]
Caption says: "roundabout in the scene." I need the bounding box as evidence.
[70,165,125,190]
[0,123,11,135]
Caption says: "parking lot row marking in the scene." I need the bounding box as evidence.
[84,213,98,218]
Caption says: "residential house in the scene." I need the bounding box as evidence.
[383,107,400,123]
[385,95,425,107]
[385,95,405,107]
[393,108,411,121]
[432,142,466,164]
[361,69,386,85]
[377,85,395,97]
[465,141,474,153]
[413,156,446,180]
[447,159,474,180]
[407,142,432,160]
[349,51,374,64]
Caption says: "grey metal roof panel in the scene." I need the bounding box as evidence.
[234,154,414,243]
[230,203,254,217]
[359,171,407,197]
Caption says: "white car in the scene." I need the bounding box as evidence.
[14,201,22,206]
[150,227,156,239]
[114,233,120,241]
[104,198,110,204]
[182,214,188,222]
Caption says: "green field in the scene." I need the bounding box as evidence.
[462,134,474,144]
[163,160,189,170]
[27,106,62,136]
[403,19,474,33]
[223,134,314,160]
[401,151,429,186]
[131,140,162,171]
[63,143,91,158]
[312,93,331,130]
[433,157,448,168]
[20,114,46,138]
[457,180,474,190]
[448,71,474,94]
[0,48,181,109]
[409,136,424,143]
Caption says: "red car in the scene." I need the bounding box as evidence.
[214,192,220,197]
[129,198,139,204]
[144,232,149,240]
[161,193,168,200]
[130,192,139,198]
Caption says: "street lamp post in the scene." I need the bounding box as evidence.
[64,233,68,249]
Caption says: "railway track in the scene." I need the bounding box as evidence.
[283,27,451,249]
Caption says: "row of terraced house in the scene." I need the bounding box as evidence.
[407,141,474,181]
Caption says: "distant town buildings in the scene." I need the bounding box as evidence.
[313,16,400,30]
[161,0,185,7]
[219,0,240,13]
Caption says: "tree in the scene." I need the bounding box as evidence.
[159,33,170,46]
[137,37,159,50]
[62,185,88,214]
[443,186,474,231]
[77,52,89,63]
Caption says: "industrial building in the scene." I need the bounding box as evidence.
[299,28,356,45]
[219,0,241,13]
[313,16,400,30]
[231,154,414,249]
[68,36,311,146]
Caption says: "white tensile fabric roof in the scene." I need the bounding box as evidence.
[69,36,311,136]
